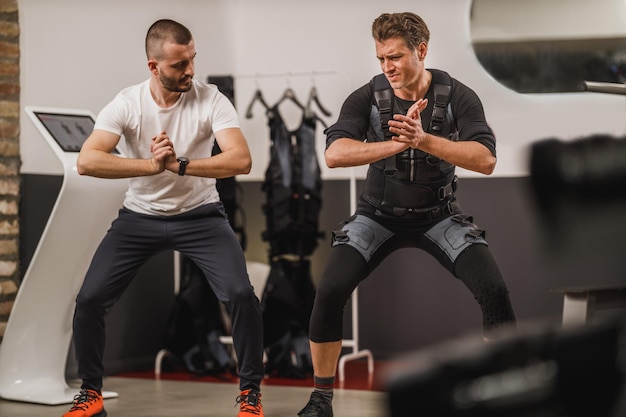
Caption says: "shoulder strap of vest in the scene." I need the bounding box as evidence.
[428,69,452,134]
[371,71,453,135]
[370,71,454,177]
[371,74,398,175]
[372,74,394,139]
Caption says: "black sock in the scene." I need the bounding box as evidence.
[313,375,335,403]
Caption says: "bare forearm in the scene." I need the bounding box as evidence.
[325,138,407,168]
[183,127,252,178]
[180,150,251,178]
[416,134,496,175]
[77,150,160,178]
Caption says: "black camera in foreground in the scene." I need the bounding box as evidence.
[384,318,625,417]
[529,134,626,215]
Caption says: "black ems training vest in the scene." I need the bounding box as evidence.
[261,108,323,257]
[363,69,458,215]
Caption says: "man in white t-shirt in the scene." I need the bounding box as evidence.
[63,19,265,417]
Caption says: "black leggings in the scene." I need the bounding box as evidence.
[309,242,516,343]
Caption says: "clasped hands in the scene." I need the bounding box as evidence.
[387,98,428,149]
[150,131,180,174]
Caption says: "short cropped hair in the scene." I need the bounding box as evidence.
[371,12,430,50]
[145,19,193,59]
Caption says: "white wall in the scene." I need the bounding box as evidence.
[19,0,626,178]
[471,0,626,42]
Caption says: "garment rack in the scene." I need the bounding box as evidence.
[235,70,337,80]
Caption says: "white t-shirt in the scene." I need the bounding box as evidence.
[94,79,240,216]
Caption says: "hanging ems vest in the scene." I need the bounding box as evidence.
[363,69,458,217]
[260,107,321,378]
[261,108,323,257]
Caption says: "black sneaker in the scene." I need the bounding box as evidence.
[297,392,333,417]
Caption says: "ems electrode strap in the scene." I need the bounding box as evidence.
[373,75,394,139]
[429,84,451,133]
[438,175,458,200]
[373,74,398,176]
[177,156,189,176]
[375,90,392,137]
[375,88,398,175]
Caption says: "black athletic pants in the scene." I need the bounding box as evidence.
[73,203,264,392]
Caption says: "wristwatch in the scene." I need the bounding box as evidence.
[177,157,189,176]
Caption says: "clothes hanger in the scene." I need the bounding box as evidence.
[275,86,305,110]
[275,87,328,129]
[279,87,329,129]
[245,88,271,119]
[305,85,332,118]
[303,76,331,128]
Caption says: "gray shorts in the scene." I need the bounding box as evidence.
[332,214,487,263]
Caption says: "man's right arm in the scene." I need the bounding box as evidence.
[324,83,408,168]
[76,129,166,178]
[325,137,407,168]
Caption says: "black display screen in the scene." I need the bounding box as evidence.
[33,112,95,152]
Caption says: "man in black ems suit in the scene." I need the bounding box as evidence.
[297,11,516,417]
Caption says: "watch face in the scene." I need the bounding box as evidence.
[177,157,189,176]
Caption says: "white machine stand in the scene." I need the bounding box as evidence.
[0,107,128,405]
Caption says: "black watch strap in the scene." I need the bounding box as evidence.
[177,157,189,176]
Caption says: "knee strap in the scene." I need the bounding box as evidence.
[331,215,393,262]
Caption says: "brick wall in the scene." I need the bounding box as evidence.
[0,0,20,343]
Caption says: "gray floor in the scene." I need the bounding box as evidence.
[0,377,389,417]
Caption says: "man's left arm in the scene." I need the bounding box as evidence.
[414,135,496,175]
[166,127,252,178]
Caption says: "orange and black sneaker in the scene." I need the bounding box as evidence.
[236,389,263,417]
[63,388,107,417]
